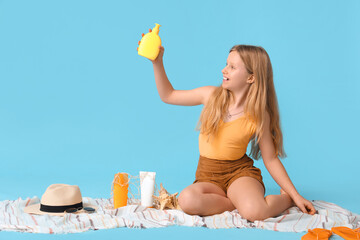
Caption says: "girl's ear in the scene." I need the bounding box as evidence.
[247,74,255,84]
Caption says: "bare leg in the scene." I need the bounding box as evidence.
[178,182,235,216]
[192,192,235,216]
[263,189,295,218]
[227,177,295,222]
[280,188,296,206]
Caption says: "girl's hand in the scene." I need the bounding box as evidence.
[292,194,317,215]
[151,46,164,64]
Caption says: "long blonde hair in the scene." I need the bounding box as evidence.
[196,45,286,160]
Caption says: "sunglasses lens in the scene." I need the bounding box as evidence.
[65,208,78,213]
[83,207,95,213]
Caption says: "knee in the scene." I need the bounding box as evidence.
[178,189,202,215]
[237,203,266,222]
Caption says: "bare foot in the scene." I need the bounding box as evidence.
[280,189,295,207]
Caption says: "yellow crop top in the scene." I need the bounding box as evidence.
[199,115,257,160]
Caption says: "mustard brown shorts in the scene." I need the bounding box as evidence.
[193,154,265,195]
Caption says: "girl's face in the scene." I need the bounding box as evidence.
[222,51,252,91]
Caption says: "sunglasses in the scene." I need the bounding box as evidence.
[65,207,96,214]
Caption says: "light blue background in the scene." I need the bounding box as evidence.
[0,0,359,239]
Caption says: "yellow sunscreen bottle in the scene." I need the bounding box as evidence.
[137,23,161,61]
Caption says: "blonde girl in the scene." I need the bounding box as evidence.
[150,44,316,221]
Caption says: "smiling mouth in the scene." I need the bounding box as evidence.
[223,77,229,81]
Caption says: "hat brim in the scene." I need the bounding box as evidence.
[24,202,98,216]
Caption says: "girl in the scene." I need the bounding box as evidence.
[150,44,316,221]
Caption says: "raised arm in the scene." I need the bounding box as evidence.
[151,46,216,106]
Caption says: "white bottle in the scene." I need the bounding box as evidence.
[139,171,156,207]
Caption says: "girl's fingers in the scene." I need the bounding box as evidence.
[305,202,316,214]
[296,200,313,214]
[301,206,308,214]
[310,204,316,214]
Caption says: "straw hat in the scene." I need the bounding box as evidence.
[24,184,97,216]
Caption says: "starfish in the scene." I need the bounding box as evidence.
[153,183,181,210]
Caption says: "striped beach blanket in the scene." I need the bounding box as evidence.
[0,197,359,234]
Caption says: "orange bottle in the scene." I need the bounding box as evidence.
[112,173,129,208]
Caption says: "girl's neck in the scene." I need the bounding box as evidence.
[229,87,249,111]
